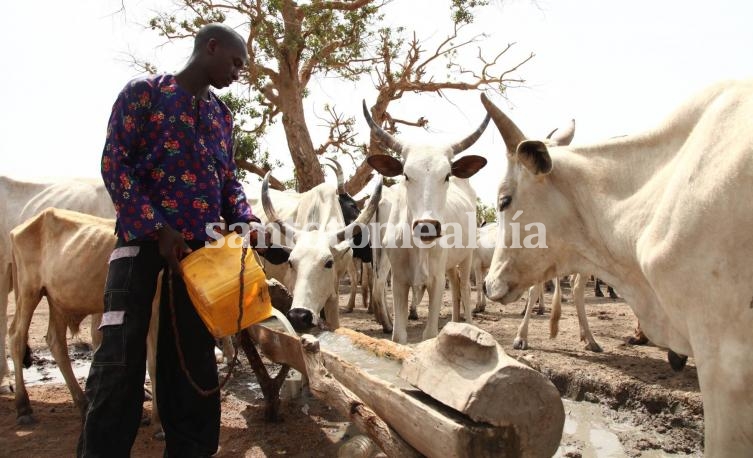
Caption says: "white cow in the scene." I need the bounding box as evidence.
[364,101,489,344]
[0,177,113,387]
[7,208,158,428]
[258,174,381,331]
[481,81,753,456]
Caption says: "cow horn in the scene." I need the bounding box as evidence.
[450,113,491,155]
[362,100,405,155]
[480,93,526,155]
[261,172,298,239]
[335,181,382,242]
[324,157,346,194]
[548,119,575,146]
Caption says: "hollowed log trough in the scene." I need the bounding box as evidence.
[246,322,564,458]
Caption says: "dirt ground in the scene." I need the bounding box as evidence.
[1,278,703,457]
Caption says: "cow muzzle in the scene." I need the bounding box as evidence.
[286,308,314,331]
[412,219,442,242]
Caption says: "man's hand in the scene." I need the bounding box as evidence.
[157,225,192,274]
[235,221,271,253]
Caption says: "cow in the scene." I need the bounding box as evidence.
[7,208,160,429]
[364,100,489,344]
[515,273,603,352]
[480,81,753,456]
[323,158,375,316]
[0,177,114,389]
[259,173,381,331]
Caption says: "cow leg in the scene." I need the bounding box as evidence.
[408,285,422,321]
[0,264,11,389]
[608,285,619,299]
[594,278,604,297]
[370,254,392,334]
[9,287,41,424]
[391,281,410,344]
[456,259,473,325]
[694,354,753,456]
[324,294,340,330]
[473,261,487,313]
[447,268,462,322]
[422,274,445,341]
[90,313,103,351]
[572,274,602,352]
[360,262,372,312]
[146,277,162,437]
[47,306,88,418]
[344,260,358,313]
[536,282,546,315]
[549,277,562,338]
[514,284,540,350]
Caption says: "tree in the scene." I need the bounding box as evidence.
[476,197,496,226]
[147,0,532,192]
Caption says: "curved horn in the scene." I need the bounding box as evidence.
[362,100,405,155]
[324,157,346,194]
[450,113,491,155]
[335,181,382,242]
[480,93,526,155]
[261,172,298,239]
[548,119,575,146]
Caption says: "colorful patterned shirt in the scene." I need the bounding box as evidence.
[101,74,255,242]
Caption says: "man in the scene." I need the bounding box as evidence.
[78,23,261,457]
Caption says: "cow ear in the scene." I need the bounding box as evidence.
[367,154,403,177]
[451,155,487,179]
[331,240,352,259]
[259,245,291,265]
[516,140,552,175]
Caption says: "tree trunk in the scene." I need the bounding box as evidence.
[280,99,324,192]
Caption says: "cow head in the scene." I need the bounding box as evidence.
[479,93,579,303]
[261,173,381,331]
[363,100,488,242]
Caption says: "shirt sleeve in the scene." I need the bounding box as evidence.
[220,144,259,225]
[101,79,169,241]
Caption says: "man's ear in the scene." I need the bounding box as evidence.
[367,154,403,177]
[451,155,487,178]
[516,140,552,175]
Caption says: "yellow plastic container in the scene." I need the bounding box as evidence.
[181,234,273,338]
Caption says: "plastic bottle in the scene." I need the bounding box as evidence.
[337,435,377,458]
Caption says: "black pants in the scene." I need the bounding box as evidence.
[77,239,220,458]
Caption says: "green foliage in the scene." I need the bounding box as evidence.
[476,197,497,225]
[451,0,490,24]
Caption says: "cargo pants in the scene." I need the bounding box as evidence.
[77,238,220,457]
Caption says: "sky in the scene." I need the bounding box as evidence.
[2,0,752,205]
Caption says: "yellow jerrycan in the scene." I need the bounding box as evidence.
[181,233,273,338]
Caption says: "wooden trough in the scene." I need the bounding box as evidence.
[242,321,565,458]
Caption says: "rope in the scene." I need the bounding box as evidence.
[166,239,248,397]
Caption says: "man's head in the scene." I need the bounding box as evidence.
[193,23,249,89]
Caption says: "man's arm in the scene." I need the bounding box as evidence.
[101,79,170,241]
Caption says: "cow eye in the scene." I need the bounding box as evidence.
[403,174,410,182]
[445,173,451,182]
[324,259,334,269]
[499,195,512,212]
[288,260,294,270]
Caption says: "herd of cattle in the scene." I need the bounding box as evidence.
[2,80,753,456]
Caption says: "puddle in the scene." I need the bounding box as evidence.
[555,399,699,457]
[6,350,92,386]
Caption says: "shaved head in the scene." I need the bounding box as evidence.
[194,23,246,53]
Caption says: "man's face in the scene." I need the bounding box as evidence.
[207,38,249,89]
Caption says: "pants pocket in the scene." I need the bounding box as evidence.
[93,293,128,366]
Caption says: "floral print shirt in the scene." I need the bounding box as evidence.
[102,74,255,242]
